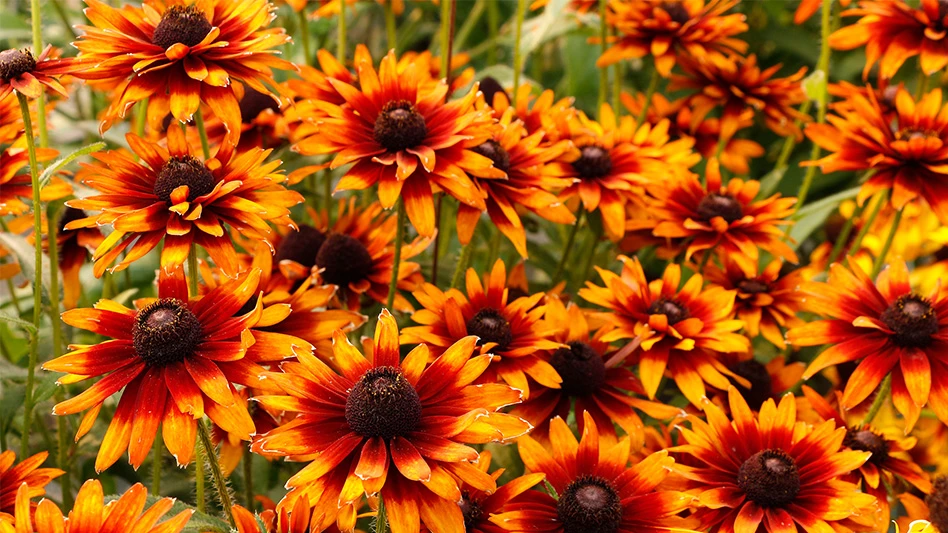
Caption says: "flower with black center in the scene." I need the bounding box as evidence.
[597,0,748,77]
[401,259,564,399]
[71,0,292,142]
[788,259,948,430]
[580,256,749,407]
[0,451,63,525]
[719,354,805,411]
[65,127,302,277]
[673,387,877,533]
[0,45,71,101]
[0,144,69,217]
[251,310,531,533]
[491,412,695,533]
[293,49,495,237]
[484,81,577,143]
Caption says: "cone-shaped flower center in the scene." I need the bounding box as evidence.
[467,308,513,351]
[730,359,772,411]
[154,155,216,204]
[697,193,743,224]
[374,100,427,152]
[133,298,203,367]
[314,233,374,288]
[927,476,948,533]
[844,427,890,465]
[550,342,606,397]
[239,87,279,124]
[345,366,422,439]
[738,449,801,508]
[472,140,511,173]
[0,49,35,80]
[572,145,612,180]
[737,278,769,294]
[459,493,484,533]
[881,294,938,348]
[661,1,690,24]
[274,224,327,269]
[152,5,213,49]
[647,297,689,325]
[557,475,622,533]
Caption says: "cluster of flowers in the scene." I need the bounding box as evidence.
[2,0,948,532]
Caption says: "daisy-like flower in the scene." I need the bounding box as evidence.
[638,159,798,277]
[0,452,63,523]
[671,54,808,142]
[0,145,67,217]
[482,80,576,143]
[54,208,105,310]
[231,497,324,533]
[830,0,948,79]
[805,87,948,224]
[788,259,948,430]
[65,127,303,277]
[43,267,307,472]
[491,412,696,533]
[717,353,806,411]
[0,92,24,144]
[251,310,531,533]
[597,0,748,77]
[673,387,878,533]
[0,45,71,100]
[293,49,495,237]
[401,259,564,399]
[72,0,293,140]
[579,256,749,406]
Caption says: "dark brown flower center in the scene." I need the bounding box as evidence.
[880,294,939,348]
[373,100,427,152]
[550,342,606,397]
[0,49,36,80]
[661,2,690,24]
[737,449,801,508]
[928,476,948,533]
[647,297,689,325]
[472,140,510,174]
[274,224,327,269]
[345,366,422,439]
[152,5,213,49]
[314,233,374,288]
[133,298,203,367]
[459,492,484,533]
[572,145,612,180]
[239,87,279,124]
[57,207,86,235]
[843,427,890,466]
[730,359,772,411]
[466,308,513,351]
[557,475,622,533]
[479,76,509,107]
[154,155,216,204]
[737,279,769,294]
[697,193,743,224]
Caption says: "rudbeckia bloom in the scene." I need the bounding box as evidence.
[483,80,576,143]
[491,412,696,533]
[251,310,531,533]
[597,0,748,77]
[673,388,878,533]
[0,145,67,217]
[0,45,71,100]
[805,88,948,224]
[65,127,303,277]
[579,256,749,406]
[293,49,495,237]
[0,452,62,523]
[401,260,564,398]
[72,0,293,140]
[718,352,806,411]
[788,259,948,430]
[54,208,105,310]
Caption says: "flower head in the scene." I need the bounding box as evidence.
[0,452,63,523]
[0,45,71,101]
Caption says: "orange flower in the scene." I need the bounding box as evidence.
[251,310,531,533]
[54,208,105,310]
[491,412,696,533]
[788,259,948,431]
[0,92,24,144]
[72,0,293,140]
[716,352,806,411]
[673,388,877,533]
[579,256,749,406]
[795,0,853,23]
[66,127,302,277]
[0,452,63,524]
[483,80,576,143]
[0,145,67,217]
[0,45,71,101]
[401,260,564,399]
[597,0,748,77]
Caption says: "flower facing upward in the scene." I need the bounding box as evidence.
[72,0,293,140]
[66,127,303,277]
[0,452,63,523]
[788,259,948,431]
[251,310,531,533]
[0,45,71,101]
[579,256,749,406]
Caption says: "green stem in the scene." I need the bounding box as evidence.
[440,0,456,87]
[862,373,891,425]
[597,0,608,109]
[511,0,527,95]
[846,192,884,259]
[577,223,604,292]
[486,0,499,65]
[55,389,72,509]
[386,201,406,310]
[916,59,929,100]
[384,1,397,53]
[825,202,865,267]
[135,100,147,138]
[50,0,78,39]
[298,9,313,66]
[188,248,199,297]
[376,496,388,533]
[324,173,333,223]
[773,100,813,171]
[487,228,501,264]
[152,435,162,496]
[337,0,347,63]
[195,449,205,512]
[552,210,583,284]
[194,109,211,160]
[46,206,68,503]
[242,448,254,510]
[797,0,833,210]
[870,208,902,278]
[31,0,48,148]
[450,241,474,289]
[634,69,659,129]
[431,195,443,286]
[612,60,621,115]
[197,421,236,528]
[1,217,23,315]
[454,0,485,52]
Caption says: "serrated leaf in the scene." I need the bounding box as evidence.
[790,187,860,247]
[38,142,107,190]
[0,312,37,335]
[0,232,55,302]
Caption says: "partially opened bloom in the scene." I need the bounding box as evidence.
[491,412,695,533]
[0,452,62,522]
[673,388,878,533]
[580,256,749,406]
[0,45,71,100]
[66,127,303,277]
[251,310,531,533]
[788,259,948,430]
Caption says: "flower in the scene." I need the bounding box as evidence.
[483,80,576,143]
[805,87,948,224]
[72,0,293,140]
[0,452,63,523]
[250,310,531,533]
[401,259,564,399]
[718,353,806,411]
[0,145,68,217]
[490,412,696,533]
[0,45,70,100]
[54,208,105,310]
[579,256,749,406]
[795,0,852,24]
[673,388,878,533]
[293,49,495,237]
[788,259,948,430]
[597,0,748,77]
[65,127,302,277]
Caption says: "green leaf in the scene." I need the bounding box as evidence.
[0,232,55,302]
[38,142,107,190]
[802,69,827,106]
[790,187,860,247]
[519,0,576,59]
[757,166,787,199]
[0,312,37,335]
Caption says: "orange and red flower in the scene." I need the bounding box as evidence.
[0,45,71,101]
[54,208,105,310]
[0,452,63,523]
[0,145,66,217]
